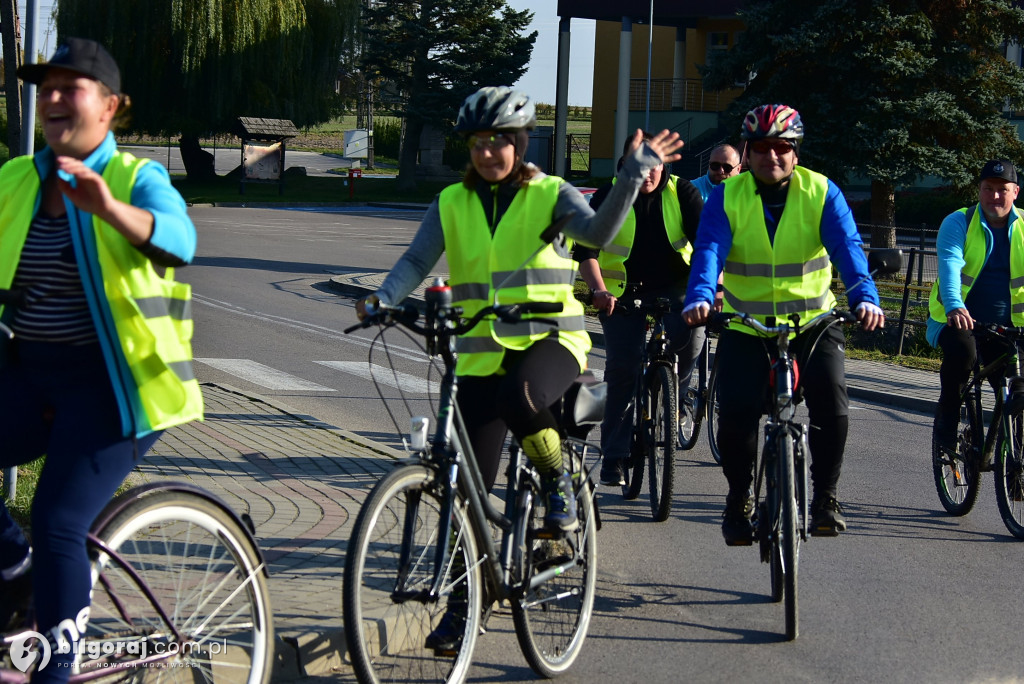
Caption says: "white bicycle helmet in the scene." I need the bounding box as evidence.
[455,86,536,135]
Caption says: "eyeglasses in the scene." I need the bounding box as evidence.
[749,139,795,155]
[708,162,735,173]
[467,133,513,152]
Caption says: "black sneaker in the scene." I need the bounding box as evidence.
[599,458,626,486]
[722,493,754,546]
[543,471,579,532]
[424,608,466,655]
[810,496,847,536]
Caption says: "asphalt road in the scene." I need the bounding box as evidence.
[182,205,1024,684]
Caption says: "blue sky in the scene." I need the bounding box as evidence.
[505,0,595,107]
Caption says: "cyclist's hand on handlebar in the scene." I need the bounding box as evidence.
[592,290,616,315]
[855,301,885,331]
[946,307,974,331]
[682,301,710,327]
[356,294,380,321]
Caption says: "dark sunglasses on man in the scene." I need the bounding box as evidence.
[709,162,734,173]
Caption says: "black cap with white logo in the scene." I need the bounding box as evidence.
[979,159,1018,185]
[17,37,121,94]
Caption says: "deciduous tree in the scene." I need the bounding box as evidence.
[703,0,1024,245]
[57,0,359,178]
[361,0,535,191]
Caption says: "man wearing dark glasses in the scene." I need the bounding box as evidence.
[691,143,741,202]
[682,104,884,544]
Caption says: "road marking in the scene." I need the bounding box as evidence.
[316,361,438,394]
[196,359,336,392]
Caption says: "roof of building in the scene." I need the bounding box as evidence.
[234,117,299,140]
[556,0,743,23]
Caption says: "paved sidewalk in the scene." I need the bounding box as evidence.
[137,273,942,680]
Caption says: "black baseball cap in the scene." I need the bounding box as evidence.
[17,37,120,94]
[979,159,1018,184]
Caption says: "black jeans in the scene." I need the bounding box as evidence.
[936,325,1012,424]
[714,325,849,500]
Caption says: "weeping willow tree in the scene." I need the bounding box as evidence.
[57,0,359,177]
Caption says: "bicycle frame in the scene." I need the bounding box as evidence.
[961,334,1020,468]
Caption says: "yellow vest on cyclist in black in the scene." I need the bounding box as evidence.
[721,166,835,335]
[437,175,590,376]
[597,175,692,296]
[927,205,1024,326]
[0,152,203,437]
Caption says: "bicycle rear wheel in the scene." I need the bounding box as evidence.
[932,395,981,516]
[344,465,482,684]
[648,365,677,521]
[707,360,723,465]
[512,473,597,677]
[778,430,799,641]
[88,487,274,683]
[995,409,1024,538]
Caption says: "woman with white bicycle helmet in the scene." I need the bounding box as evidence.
[357,85,681,543]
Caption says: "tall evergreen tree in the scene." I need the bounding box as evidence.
[361,0,535,191]
[703,0,1024,246]
[56,0,359,177]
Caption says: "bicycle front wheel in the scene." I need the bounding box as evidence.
[779,430,799,641]
[995,409,1024,538]
[88,487,274,683]
[624,404,646,500]
[343,465,482,684]
[932,396,981,516]
[648,365,677,521]
[677,368,702,451]
[512,476,597,677]
[707,360,723,465]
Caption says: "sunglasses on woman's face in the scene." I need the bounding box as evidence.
[467,133,513,152]
[709,162,735,173]
[749,139,795,155]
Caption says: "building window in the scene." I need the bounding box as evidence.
[706,32,729,64]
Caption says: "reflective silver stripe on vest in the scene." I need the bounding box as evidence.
[1010,275,1024,289]
[961,272,975,287]
[604,243,630,257]
[670,238,688,251]
[451,282,489,301]
[493,315,587,337]
[135,296,192,320]
[723,289,832,316]
[724,256,830,279]
[491,268,576,288]
[1013,302,1024,314]
[456,337,504,354]
[600,268,626,281]
[168,359,196,382]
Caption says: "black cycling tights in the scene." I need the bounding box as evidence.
[456,340,581,491]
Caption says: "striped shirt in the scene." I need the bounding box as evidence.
[11,213,97,344]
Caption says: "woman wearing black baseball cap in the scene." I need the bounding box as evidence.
[0,37,201,681]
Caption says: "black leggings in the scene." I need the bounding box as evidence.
[714,326,849,498]
[936,325,1009,421]
[456,340,581,490]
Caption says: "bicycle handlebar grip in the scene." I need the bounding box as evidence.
[707,311,733,334]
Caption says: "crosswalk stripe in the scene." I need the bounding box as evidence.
[196,359,336,392]
[315,361,438,394]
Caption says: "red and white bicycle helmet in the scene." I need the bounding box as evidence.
[741,104,804,141]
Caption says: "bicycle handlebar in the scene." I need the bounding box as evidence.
[709,308,857,336]
[345,299,564,338]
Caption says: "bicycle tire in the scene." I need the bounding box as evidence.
[648,365,676,521]
[343,465,482,684]
[779,430,799,641]
[932,395,981,516]
[88,488,274,683]
[624,403,646,500]
[995,409,1024,538]
[677,367,702,451]
[707,360,723,465]
[512,471,597,677]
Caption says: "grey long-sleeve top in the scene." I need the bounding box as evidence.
[374,142,667,306]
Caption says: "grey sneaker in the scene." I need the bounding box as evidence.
[543,471,579,532]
